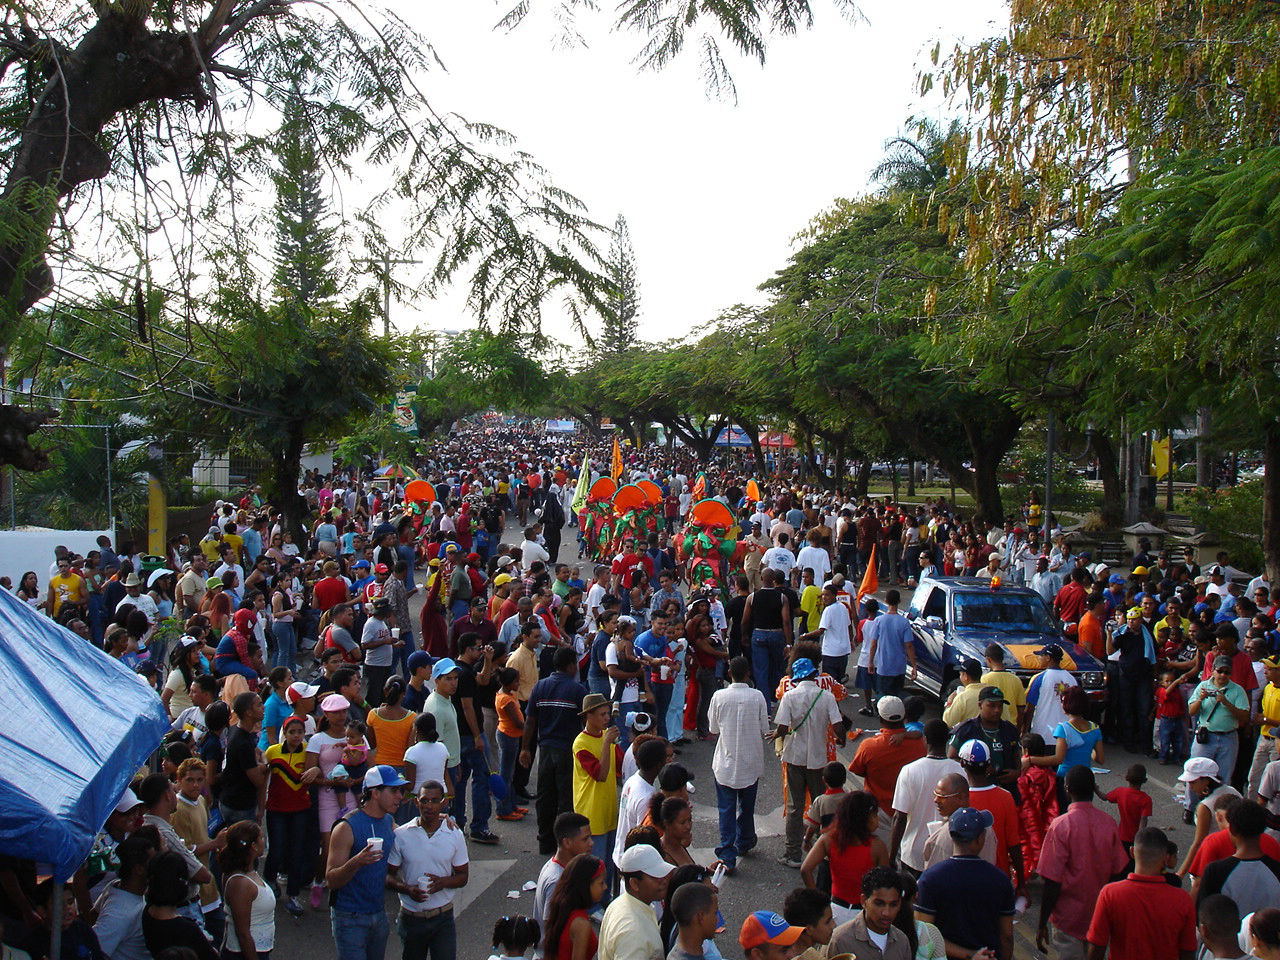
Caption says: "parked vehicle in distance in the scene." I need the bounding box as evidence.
[904,576,1107,706]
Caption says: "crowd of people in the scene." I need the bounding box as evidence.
[3,424,1280,960]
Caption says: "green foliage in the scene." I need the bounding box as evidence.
[273,90,340,308]
[600,215,640,354]
[1187,481,1264,573]
[334,412,418,466]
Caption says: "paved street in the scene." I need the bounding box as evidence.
[275,520,1202,960]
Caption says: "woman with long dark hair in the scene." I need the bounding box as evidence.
[162,636,205,719]
[269,570,301,672]
[799,790,887,925]
[220,820,275,959]
[542,853,605,960]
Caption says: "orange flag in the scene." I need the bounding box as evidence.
[857,544,879,601]
[611,435,623,480]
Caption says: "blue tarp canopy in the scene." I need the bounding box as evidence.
[0,588,168,880]
[714,426,753,447]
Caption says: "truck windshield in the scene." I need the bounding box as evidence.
[951,592,1055,632]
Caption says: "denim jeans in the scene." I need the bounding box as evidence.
[496,731,521,816]
[667,671,688,740]
[451,742,493,835]
[1158,716,1187,763]
[271,621,297,672]
[821,655,848,683]
[751,629,786,710]
[874,673,905,699]
[591,831,617,902]
[1188,729,1239,805]
[650,683,673,739]
[331,907,390,960]
[715,781,758,867]
[393,630,416,678]
[398,909,456,960]
[616,703,642,750]
[218,803,257,829]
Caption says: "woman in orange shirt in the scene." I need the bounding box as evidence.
[365,677,417,822]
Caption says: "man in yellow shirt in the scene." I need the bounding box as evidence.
[572,692,621,889]
[980,642,1027,728]
[220,521,245,567]
[942,658,986,726]
[1248,655,1280,798]
[47,557,87,618]
[1156,597,1192,636]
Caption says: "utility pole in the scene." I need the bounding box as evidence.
[356,252,420,336]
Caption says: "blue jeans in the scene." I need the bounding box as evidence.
[397,909,456,960]
[1158,716,1187,762]
[451,742,492,835]
[668,671,688,740]
[88,593,107,646]
[591,831,616,901]
[588,675,611,699]
[265,809,310,897]
[393,630,416,677]
[271,621,297,671]
[331,907,390,960]
[449,598,469,622]
[496,731,521,816]
[1188,728,1239,805]
[715,782,758,867]
[616,703,642,750]
[751,629,786,710]
[874,673,905,699]
[651,683,673,739]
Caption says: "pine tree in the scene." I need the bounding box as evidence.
[272,91,339,309]
[601,214,640,352]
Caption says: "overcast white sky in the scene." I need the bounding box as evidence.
[381,0,1009,347]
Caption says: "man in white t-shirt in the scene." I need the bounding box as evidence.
[763,533,797,585]
[387,780,469,952]
[795,531,832,585]
[534,812,593,959]
[613,739,666,867]
[889,719,964,875]
[801,584,852,682]
[584,565,609,634]
[749,503,773,537]
[1025,643,1079,741]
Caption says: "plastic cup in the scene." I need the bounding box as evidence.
[660,665,670,680]
[391,628,401,639]
[368,837,383,858]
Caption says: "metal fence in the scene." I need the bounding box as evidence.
[7,423,128,531]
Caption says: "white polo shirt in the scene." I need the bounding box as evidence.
[388,819,469,913]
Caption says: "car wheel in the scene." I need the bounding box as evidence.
[940,674,963,707]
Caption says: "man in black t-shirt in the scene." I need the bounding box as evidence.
[220,692,265,826]
[452,632,500,844]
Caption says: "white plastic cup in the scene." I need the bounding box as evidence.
[390,627,401,639]
[368,837,384,858]
[660,665,670,680]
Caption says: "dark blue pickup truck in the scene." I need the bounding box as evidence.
[904,576,1107,705]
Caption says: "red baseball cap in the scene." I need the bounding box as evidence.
[374,563,390,574]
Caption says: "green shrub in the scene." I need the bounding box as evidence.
[1186,481,1263,572]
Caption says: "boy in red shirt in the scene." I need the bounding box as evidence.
[1154,666,1189,764]
[1104,764,1153,856]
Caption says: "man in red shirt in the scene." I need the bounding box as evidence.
[311,559,351,612]
[847,696,925,816]
[1038,766,1129,956]
[1053,568,1089,627]
[1086,827,1196,960]
[1200,623,1259,695]
[1077,596,1107,660]
[957,738,1024,890]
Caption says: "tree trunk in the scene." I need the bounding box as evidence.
[1264,419,1280,586]
[854,458,871,498]
[907,460,916,497]
[737,416,766,476]
[0,10,212,469]
[969,450,1005,526]
[1196,407,1212,487]
[1094,433,1125,526]
[268,425,310,545]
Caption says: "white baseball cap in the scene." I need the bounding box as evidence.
[618,843,675,878]
[1178,756,1220,782]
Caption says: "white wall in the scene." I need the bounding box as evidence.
[0,528,114,592]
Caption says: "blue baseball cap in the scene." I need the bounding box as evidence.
[431,657,459,679]
[791,657,818,681]
[1108,574,1126,585]
[353,560,371,569]
[406,651,433,674]
[363,765,409,789]
[948,806,995,841]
